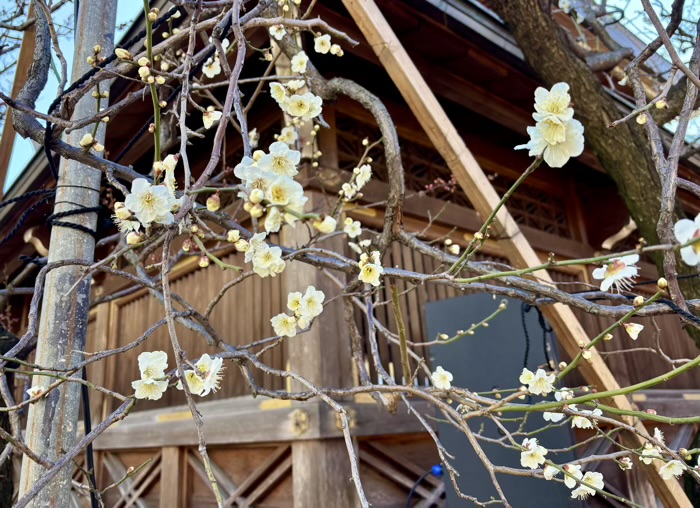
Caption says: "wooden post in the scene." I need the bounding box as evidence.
[340,1,691,506]
[282,109,357,508]
[160,447,184,508]
[0,5,36,197]
[18,1,118,504]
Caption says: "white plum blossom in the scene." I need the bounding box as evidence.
[516,83,584,168]
[124,179,177,227]
[284,92,322,121]
[259,142,301,177]
[358,251,384,286]
[563,464,583,488]
[519,367,555,395]
[532,82,574,125]
[344,218,362,238]
[300,286,325,321]
[291,51,308,73]
[592,254,639,292]
[314,34,332,54]
[659,460,686,480]
[543,465,559,480]
[132,351,169,400]
[431,366,453,390]
[177,370,206,395]
[269,25,286,40]
[354,164,372,188]
[622,322,644,340]
[194,354,224,396]
[570,407,603,429]
[571,471,604,499]
[640,443,662,465]
[266,176,304,206]
[271,313,298,337]
[202,57,222,78]
[278,126,298,145]
[248,128,259,149]
[520,438,547,469]
[203,107,223,129]
[516,118,584,168]
[270,82,287,103]
[674,214,700,266]
[314,216,337,234]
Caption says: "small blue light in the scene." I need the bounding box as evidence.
[431,465,444,477]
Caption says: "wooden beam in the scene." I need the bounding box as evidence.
[340,1,691,506]
[93,396,433,450]
[0,5,36,198]
[159,447,184,508]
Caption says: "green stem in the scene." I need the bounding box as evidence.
[449,156,542,273]
[192,236,242,272]
[557,291,663,380]
[143,0,161,162]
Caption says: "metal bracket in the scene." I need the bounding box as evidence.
[290,409,310,436]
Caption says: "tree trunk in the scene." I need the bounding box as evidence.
[489,0,700,346]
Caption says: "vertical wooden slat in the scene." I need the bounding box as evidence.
[160,447,183,508]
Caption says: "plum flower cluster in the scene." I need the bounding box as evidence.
[114,156,183,242]
[519,367,555,395]
[176,354,225,397]
[269,79,322,121]
[271,286,326,337]
[516,82,584,168]
[132,351,169,400]
[541,457,606,499]
[340,164,373,201]
[242,233,285,278]
[234,141,308,233]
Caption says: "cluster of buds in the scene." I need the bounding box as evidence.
[86,44,105,66]
[78,133,104,153]
[147,7,159,22]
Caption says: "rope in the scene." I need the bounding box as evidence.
[521,303,554,369]
[46,206,102,237]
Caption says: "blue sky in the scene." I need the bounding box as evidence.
[3,0,140,193]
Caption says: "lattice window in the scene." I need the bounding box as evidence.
[336,114,572,237]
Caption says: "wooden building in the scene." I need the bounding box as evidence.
[1,0,700,506]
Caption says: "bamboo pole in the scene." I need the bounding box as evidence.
[340,0,691,506]
[18,0,118,504]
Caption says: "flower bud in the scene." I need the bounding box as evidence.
[93,45,102,54]
[182,238,192,252]
[252,150,265,162]
[227,230,241,243]
[114,202,131,220]
[138,57,150,67]
[243,202,253,212]
[558,361,567,370]
[655,99,667,109]
[148,123,156,133]
[126,231,143,245]
[581,350,592,360]
[101,116,110,123]
[234,239,249,252]
[249,188,265,204]
[115,48,132,60]
[206,194,221,212]
[198,255,210,268]
[160,61,170,71]
[156,76,166,85]
[330,44,341,55]
[159,100,167,107]
[86,56,95,65]
[603,333,613,341]
[147,76,155,84]
[93,143,105,152]
[633,296,644,307]
[636,114,647,125]
[657,277,668,289]
[147,11,157,21]
[138,67,151,80]
[79,133,94,147]
[249,203,264,218]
